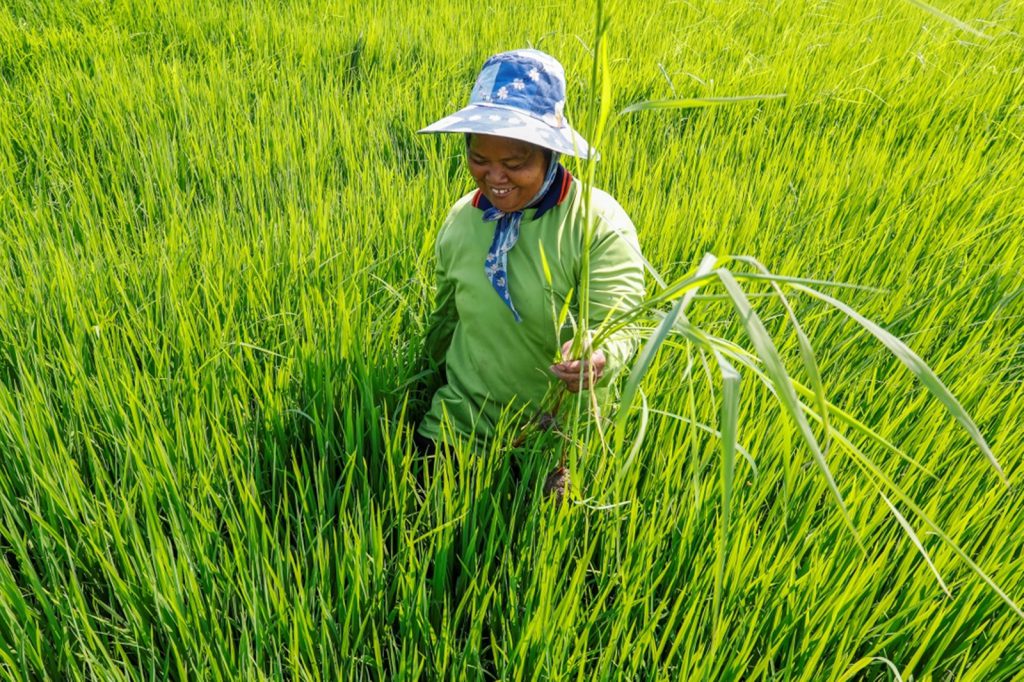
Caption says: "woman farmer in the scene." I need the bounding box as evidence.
[415,49,646,450]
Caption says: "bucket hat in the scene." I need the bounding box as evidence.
[418,49,597,159]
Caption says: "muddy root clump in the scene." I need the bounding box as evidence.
[543,466,571,503]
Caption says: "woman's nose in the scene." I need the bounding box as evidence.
[486,166,508,184]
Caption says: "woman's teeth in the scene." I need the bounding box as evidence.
[492,187,513,196]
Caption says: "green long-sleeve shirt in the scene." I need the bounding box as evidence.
[418,176,645,442]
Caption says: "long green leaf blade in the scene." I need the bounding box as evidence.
[903,0,991,39]
[792,283,1006,483]
[712,349,740,628]
[716,268,860,546]
[618,93,787,116]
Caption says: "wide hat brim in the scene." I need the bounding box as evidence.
[418,103,599,160]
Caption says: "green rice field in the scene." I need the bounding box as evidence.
[1,0,1023,678]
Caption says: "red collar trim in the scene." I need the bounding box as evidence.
[556,168,573,204]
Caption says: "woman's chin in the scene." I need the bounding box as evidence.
[487,191,524,212]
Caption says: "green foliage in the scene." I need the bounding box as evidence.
[0,0,1022,679]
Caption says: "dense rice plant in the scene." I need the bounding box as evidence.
[0,0,1021,679]
[537,0,1022,633]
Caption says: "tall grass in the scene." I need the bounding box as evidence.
[0,0,1022,679]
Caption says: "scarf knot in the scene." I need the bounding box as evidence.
[483,208,525,322]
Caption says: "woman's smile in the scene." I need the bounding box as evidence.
[488,185,519,206]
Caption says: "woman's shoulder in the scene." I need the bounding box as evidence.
[437,190,479,230]
[568,184,636,235]
[592,187,632,222]
[452,189,480,212]
[434,190,482,256]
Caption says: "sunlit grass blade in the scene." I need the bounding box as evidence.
[618,93,787,116]
[613,299,683,454]
[618,388,650,479]
[688,324,934,479]
[716,268,861,547]
[686,348,702,506]
[791,403,1020,618]
[647,408,758,478]
[680,252,721,315]
[595,267,881,347]
[699,327,940,497]
[877,489,950,596]
[842,437,1024,619]
[712,348,740,629]
[791,282,1007,483]
[837,656,905,682]
[734,255,833,457]
[903,0,992,39]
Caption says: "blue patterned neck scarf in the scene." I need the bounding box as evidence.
[481,153,561,322]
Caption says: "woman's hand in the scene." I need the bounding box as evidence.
[550,340,606,393]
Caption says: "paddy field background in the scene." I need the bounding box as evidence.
[0,0,1023,679]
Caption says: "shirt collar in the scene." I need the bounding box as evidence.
[472,165,574,220]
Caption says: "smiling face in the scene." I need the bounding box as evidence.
[467,134,549,213]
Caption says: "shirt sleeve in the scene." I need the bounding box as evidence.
[586,204,646,384]
[420,220,458,395]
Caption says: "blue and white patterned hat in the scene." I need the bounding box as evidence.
[418,49,597,159]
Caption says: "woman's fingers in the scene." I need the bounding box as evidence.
[549,349,606,392]
[560,339,576,362]
[549,363,586,392]
[550,364,588,391]
[554,359,584,374]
